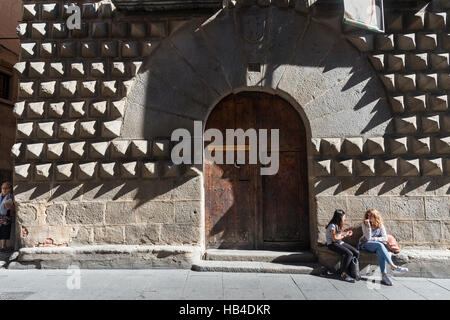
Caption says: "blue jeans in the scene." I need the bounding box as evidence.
[362,241,393,274]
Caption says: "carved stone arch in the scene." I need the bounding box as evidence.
[122,5,392,251]
[123,6,392,139]
[202,86,318,249]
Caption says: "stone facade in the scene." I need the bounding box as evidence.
[13,0,204,250]
[0,105,17,184]
[10,0,450,267]
[0,0,21,185]
[0,0,22,249]
[327,0,450,248]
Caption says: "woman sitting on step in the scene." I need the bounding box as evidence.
[359,209,408,286]
[325,209,359,283]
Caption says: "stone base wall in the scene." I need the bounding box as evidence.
[315,177,450,248]
[9,244,202,269]
[15,176,202,248]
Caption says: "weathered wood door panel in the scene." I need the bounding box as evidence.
[204,95,257,249]
[204,92,309,250]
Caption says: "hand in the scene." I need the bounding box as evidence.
[364,219,371,227]
[4,199,13,210]
[346,230,353,237]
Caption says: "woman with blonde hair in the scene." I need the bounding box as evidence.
[358,209,408,286]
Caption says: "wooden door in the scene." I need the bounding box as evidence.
[204,92,309,250]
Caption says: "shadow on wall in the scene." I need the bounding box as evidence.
[313,176,450,198]
[343,224,363,247]
[14,176,197,210]
[84,5,395,213]
[17,7,401,225]
[123,6,394,142]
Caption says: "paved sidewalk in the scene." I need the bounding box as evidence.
[0,269,449,300]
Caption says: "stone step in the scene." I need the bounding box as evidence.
[15,245,202,269]
[192,260,319,274]
[203,249,317,263]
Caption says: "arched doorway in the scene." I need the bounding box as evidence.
[204,92,309,251]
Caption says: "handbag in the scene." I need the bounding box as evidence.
[348,256,361,281]
[0,215,9,225]
[383,235,400,254]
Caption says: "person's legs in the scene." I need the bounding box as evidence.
[1,240,5,249]
[375,247,386,274]
[365,242,408,274]
[341,242,360,280]
[342,243,359,259]
[328,243,354,275]
[363,241,391,274]
[377,242,393,266]
[373,244,409,274]
[363,241,397,285]
[362,241,378,254]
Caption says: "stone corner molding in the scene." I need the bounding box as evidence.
[112,0,222,11]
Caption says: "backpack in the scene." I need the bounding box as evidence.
[384,235,400,254]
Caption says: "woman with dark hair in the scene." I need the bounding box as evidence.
[325,209,359,283]
[0,181,14,251]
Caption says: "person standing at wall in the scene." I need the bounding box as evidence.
[0,181,14,251]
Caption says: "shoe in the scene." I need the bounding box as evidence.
[353,274,361,281]
[392,265,408,274]
[341,274,356,283]
[381,274,393,286]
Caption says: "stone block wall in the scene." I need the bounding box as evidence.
[314,1,450,248]
[0,105,16,183]
[13,0,203,248]
[12,0,450,251]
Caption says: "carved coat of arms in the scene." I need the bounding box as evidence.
[234,7,269,44]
